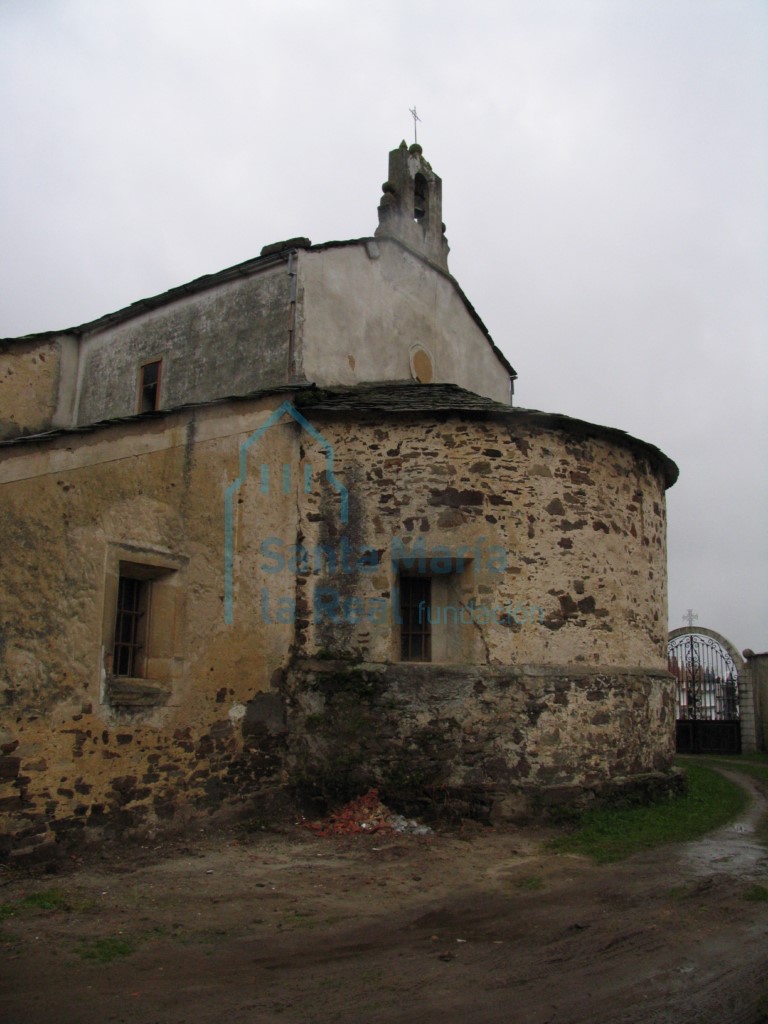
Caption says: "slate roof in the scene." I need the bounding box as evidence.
[0,379,678,487]
[296,383,678,486]
[297,381,506,414]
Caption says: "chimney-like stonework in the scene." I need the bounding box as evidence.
[375,140,450,271]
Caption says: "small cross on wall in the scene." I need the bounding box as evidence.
[683,609,698,628]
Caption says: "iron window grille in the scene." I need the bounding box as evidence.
[399,576,431,662]
[113,576,148,677]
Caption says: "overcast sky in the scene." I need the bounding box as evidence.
[1,0,766,652]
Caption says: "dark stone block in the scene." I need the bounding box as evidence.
[0,756,21,780]
[560,519,587,531]
[537,785,580,806]
[8,842,64,867]
[209,720,233,740]
[203,777,224,804]
[13,822,48,841]
[153,799,176,820]
[243,692,287,737]
[50,816,86,834]
[110,775,138,795]
[428,486,484,508]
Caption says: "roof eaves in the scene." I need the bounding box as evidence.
[0,380,677,488]
[0,382,310,448]
[0,249,295,348]
[1,237,517,386]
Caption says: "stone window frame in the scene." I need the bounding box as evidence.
[393,553,478,664]
[101,544,187,709]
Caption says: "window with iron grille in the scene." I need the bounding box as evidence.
[399,576,431,662]
[113,575,149,677]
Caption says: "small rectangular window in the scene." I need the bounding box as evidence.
[139,360,162,413]
[400,576,431,662]
[113,575,150,677]
[103,548,187,709]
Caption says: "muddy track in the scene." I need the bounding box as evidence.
[1,769,766,1024]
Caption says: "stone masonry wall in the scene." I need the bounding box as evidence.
[281,660,676,820]
[291,405,671,670]
[275,403,676,817]
[0,393,676,860]
[0,337,64,440]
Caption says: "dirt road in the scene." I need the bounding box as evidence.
[1,776,766,1024]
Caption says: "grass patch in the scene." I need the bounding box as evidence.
[283,909,322,930]
[0,926,22,954]
[515,875,545,892]
[0,889,76,920]
[76,935,138,963]
[664,884,690,900]
[75,924,168,963]
[548,763,748,864]
[743,884,768,903]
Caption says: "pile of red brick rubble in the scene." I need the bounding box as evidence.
[298,789,431,837]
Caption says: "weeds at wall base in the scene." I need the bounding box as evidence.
[548,763,748,864]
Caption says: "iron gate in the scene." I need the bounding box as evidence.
[667,632,741,754]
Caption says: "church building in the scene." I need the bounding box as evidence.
[0,142,679,861]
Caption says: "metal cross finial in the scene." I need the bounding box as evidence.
[409,106,421,144]
[683,609,698,628]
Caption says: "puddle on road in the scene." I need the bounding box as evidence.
[683,769,768,878]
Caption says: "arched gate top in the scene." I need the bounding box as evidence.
[668,626,745,672]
